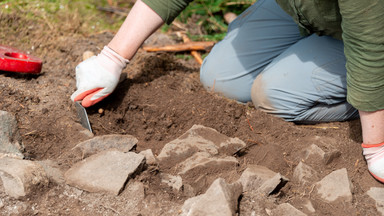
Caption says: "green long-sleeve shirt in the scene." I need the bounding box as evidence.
[142,0,384,111]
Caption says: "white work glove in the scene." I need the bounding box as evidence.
[71,46,129,107]
[362,142,384,183]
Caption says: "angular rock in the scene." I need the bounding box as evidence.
[293,162,319,185]
[323,150,341,165]
[315,168,353,202]
[139,149,157,165]
[367,187,384,215]
[302,144,325,161]
[0,157,49,199]
[157,125,246,163]
[239,165,277,192]
[177,152,238,175]
[65,150,145,195]
[238,165,288,196]
[161,173,183,191]
[258,173,289,196]
[290,198,316,214]
[0,111,24,159]
[181,178,242,216]
[271,203,307,216]
[72,134,137,158]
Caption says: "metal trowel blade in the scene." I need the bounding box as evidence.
[75,101,93,133]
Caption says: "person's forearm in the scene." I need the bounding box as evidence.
[360,109,384,144]
[108,0,164,60]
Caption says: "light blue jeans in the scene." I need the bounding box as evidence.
[200,0,359,123]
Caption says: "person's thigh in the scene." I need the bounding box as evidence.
[200,0,304,102]
[251,34,359,123]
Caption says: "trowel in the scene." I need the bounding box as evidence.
[75,101,93,133]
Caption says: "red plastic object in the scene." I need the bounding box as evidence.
[0,45,42,74]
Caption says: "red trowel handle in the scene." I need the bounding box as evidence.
[0,45,42,74]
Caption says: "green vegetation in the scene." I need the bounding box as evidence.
[0,0,255,41]
[0,0,127,34]
[177,0,255,41]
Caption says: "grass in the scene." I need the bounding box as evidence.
[0,0,255,42]
[0,0,127,35]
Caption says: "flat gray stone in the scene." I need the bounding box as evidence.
[0,158,49,199]
[157,125,246,163]
[315,168,353,202]
[65,150,145,195]
[271,203,307,216]
[139,149,157,165]
[72,134,137,158]
[367,187,384,215]
[0,111,24,159]
[181,178,242,216]
[239,165,277,192]
[293,162,319,185]
[177,152,238,175]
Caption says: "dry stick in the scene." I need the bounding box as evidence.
[246,118,254,131]
[142,41,215,52]
[179,32,204,65]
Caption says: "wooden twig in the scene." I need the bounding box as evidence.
[142,41,215,52]
[178,32,204,65]
[246,118,254,131]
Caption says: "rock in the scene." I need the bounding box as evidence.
[161,173,183,191]
[157,125,246,163]
[0,111,24,159]
[139,149,157,165]
[239,165,277,192]
[177,152,238,175]
[293,162,319,185]
[0,157,49,199]
[367,187,384,215]
[323,150,341,165]
[65,150,145,195]
[302,144,325,161]
[271,203,307,216]
[290,198,315,214]
[72,134,137,158]
[302,199,316,213]
[315,168,353,202]
[37,160,65,184]
[299,137,342,165]
[258,173,288,196]
[238,165,288,196]
[181,178,242,216]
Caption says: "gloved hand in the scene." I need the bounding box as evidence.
[71,46,129,107]
[362,142,384,183]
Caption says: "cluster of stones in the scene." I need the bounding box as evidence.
[1,110,384,215]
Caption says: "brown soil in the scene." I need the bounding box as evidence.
[0,11,382,216]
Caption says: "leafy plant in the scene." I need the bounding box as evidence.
[177,0,255,41]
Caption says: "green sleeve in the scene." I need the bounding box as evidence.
[339,0,384,111]
[142,0,193,25]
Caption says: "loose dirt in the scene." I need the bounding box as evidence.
[0,11,382,216]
